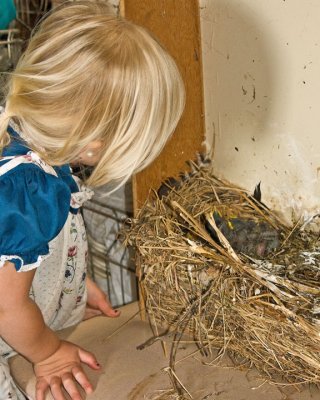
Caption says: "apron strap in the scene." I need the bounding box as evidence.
[0,152,58,177]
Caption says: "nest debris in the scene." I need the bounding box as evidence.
[126,159,320,396]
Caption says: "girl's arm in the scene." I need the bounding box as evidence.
[0,262,100,400]
[0,262,60,362]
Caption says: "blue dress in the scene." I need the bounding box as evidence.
[0,122,93,400]
[0,126,79,270]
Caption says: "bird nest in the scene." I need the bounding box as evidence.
[126,160,320,394]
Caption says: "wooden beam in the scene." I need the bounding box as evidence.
[122,0,205,213]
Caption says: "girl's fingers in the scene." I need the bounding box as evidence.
[35,378,49,400]
[62,372,83,400]
[72,365,94,395]
[99,299,120,318]
[49,376,65,400]
[78,347,101,370]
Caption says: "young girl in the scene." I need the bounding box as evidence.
[0,1,185,399]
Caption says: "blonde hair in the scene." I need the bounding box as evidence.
[0,1,185,187]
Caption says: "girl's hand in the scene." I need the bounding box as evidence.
[84,277,120,319]
[34,340,100,400]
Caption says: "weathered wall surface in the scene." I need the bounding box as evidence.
[200,0,320,223]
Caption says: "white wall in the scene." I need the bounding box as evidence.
[200,0,320,224]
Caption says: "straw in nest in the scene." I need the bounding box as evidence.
[126,157,320,398]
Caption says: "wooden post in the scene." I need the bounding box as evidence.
[121,0,205,210]
[121,0,205,317]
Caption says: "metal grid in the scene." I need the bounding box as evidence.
[83,186,137,308]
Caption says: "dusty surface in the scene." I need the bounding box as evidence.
[10,302,319,400]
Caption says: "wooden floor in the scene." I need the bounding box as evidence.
[11,302,319,400]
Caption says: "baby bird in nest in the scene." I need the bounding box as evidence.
[157,157,279,259]
[203,184,280,259]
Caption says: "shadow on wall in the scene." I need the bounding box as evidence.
[201,0,276,179]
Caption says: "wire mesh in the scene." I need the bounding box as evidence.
[83,185,137,308]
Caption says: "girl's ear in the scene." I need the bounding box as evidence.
[77,141,103,166]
